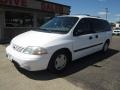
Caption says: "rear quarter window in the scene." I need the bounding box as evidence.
[91,18,111,33]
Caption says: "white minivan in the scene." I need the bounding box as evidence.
[6,15,112,73]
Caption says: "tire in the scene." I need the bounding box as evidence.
[102,41,109,52]
[48,50,70,73]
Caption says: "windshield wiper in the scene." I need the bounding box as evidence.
[49,30,68,34]
[34,28,53,33]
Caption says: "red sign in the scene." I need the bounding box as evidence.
[0,0,27,7]
[40,2,64,14]
[0,0,69,14]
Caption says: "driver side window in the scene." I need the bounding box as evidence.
[73,18,91,36]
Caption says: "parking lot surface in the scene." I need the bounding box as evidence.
[0,36,120,90]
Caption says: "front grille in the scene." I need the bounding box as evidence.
[12,44,24,52]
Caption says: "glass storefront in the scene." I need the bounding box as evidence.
[5,11,33,27]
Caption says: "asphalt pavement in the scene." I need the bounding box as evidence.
[0,36,120,90]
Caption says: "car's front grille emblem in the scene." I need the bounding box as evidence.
[12,44,24,52]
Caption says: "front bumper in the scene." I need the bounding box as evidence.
[6,45,50,71]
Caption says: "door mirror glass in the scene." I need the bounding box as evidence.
[73,29,84,36]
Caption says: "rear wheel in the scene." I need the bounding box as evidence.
[102,41,109,52]
[48,50,70,73]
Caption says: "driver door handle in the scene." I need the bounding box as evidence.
[95,35,98,38]
[89,36,93,40]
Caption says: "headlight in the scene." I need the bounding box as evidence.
[23,46,48,55]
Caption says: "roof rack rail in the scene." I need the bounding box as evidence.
[75,14,91,16]
[91,16,101,18]
[73,14,101,18]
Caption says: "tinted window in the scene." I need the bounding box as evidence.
[90,18,111,33]
[73,18,92,36]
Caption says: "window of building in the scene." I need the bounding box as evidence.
[5,11,33,27]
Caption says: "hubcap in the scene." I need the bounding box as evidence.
[55,54,67,70]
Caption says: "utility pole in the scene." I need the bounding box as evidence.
[119,16,120,22]
[105,8,109,20]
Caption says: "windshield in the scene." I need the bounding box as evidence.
[36,17,78,34]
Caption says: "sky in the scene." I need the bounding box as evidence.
[49,0,120,22]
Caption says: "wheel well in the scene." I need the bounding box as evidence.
[52,48,72,62]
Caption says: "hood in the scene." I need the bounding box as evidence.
[12,30,64,47]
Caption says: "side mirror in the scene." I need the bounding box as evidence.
[73,29,84,36]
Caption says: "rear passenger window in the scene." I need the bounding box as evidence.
[91,19,111,33]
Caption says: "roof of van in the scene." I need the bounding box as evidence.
[58,15,102,19]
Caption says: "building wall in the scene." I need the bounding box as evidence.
[116,23,120,28]
[0,0,70,15]
[0,0,70,43]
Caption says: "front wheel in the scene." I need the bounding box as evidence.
[48,50,70,73]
